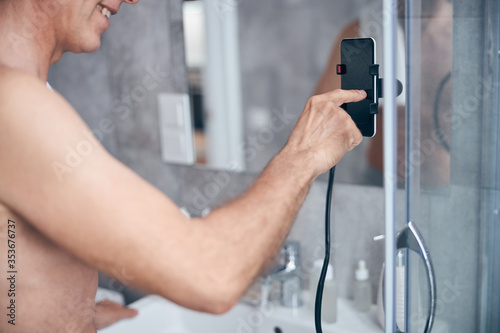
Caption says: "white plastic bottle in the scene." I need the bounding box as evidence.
[309,259,337,323]
[376,253,406,330]
[354,260,372,312]
[395,252,406,330]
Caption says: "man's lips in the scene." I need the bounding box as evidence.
[96,3,112,19]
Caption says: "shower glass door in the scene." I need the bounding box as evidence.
[390,0,500,332]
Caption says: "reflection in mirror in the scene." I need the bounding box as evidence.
[183,0,378,184]
[182,0,207,164]
[183,0,245,171]
[181,0,451,189]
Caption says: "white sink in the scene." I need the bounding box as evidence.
[98,293,383,333]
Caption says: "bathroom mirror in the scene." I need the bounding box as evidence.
[182,0,380,185]
[183,0,454,189]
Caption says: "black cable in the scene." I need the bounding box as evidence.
[314,166,335,333]
[433,72,451,152]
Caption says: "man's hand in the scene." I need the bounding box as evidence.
[94,300,139,330]
[283,89,366,176]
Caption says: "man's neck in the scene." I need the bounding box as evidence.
[0,1,62,81]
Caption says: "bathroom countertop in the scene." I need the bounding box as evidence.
[99,293,450,333]
[99,292,384,333]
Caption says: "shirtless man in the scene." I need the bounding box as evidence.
[0,0,365,332]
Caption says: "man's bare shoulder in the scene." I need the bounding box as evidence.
[0,64,86,132]
[0,64,106,205]
[0,65,59,119]
[0,65,45,95]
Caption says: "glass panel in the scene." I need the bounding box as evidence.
[404,0,500,332]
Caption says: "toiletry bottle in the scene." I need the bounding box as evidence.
[376,253,406,330]
[354,260,372,312]
[395,251,406,330]
[309,259,337,323]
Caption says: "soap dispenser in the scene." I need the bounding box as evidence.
[354,260,372,312]
[309,259,337,323]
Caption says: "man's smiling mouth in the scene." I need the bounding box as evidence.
[96,4,111,20]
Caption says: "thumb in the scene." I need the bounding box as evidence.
[123,307,139,318]
[94,301,139,330]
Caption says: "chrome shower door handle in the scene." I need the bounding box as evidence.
[396,221,437,333]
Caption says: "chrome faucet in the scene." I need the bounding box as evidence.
[261,241,303,308]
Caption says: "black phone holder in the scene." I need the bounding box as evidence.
[337,63,404,114]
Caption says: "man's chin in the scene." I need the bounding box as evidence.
[85,42,101,54]
[73,37,102,54]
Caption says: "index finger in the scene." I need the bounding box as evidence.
[315,89,367,106]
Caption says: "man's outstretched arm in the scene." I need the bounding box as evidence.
[0,68,364,314]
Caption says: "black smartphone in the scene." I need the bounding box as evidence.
[339,38,377,137]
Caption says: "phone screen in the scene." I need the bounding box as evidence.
[340,38,376,137]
